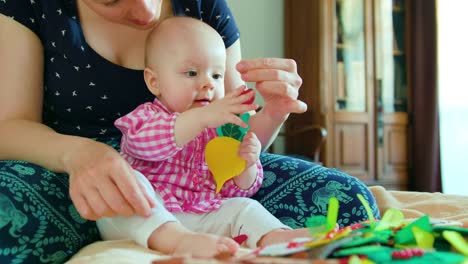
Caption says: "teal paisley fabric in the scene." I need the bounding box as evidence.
[253,153,380,229]
[0,161,99,264]
[0,137,380,263]
[0,137,119,264]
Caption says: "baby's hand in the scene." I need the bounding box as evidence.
[201,88,258,129]
[238,131,261,167]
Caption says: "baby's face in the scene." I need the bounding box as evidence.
[152,23,227,113]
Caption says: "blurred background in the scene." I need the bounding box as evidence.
[227,0,468,195]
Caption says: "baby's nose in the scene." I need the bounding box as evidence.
[201,76,215,90]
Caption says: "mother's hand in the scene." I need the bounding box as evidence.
[65,139,155,220]
[236,58,307,120]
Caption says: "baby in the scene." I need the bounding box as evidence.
[97,16,310,258]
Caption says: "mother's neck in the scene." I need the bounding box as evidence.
[76,0,173,70]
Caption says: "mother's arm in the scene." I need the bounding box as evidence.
[224,39,307,150]
[0,15,153,220]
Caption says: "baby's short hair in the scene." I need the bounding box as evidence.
[144,16,221,67]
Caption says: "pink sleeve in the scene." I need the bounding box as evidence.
[219,161,264,198]
[114,103,182,161]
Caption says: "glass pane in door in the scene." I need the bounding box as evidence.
[374,0,408,181]
[335,0,366,112]
[374,0,407,114]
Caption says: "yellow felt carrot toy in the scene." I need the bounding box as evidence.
[205,88,254,193]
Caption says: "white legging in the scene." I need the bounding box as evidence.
[97,170,291,249]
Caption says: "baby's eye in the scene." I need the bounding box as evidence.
[213,73,223,80]
[185,70,197,77]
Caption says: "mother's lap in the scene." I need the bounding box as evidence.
[0,151,379,263]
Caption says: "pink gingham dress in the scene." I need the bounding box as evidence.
[115,99,263,213]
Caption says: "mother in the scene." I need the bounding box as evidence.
[0,0,379,262]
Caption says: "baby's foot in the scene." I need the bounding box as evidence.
[173,233,239,258]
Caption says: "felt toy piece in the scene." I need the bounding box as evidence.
[326,197,339,232]
[375,208,404,231]
[216,113,251,142]
[391,248,425,259]
[305,196,339,238]
[339,229,393,249]
[305,215,327,237]
[240,88,256,105]
[357,194,376,228]
[433,225,468,236]
[412,226,435,249]
[333,245,394,260]
[304,227,352,248]
[207,95,253,192]
[232,234,248,245]
[205,136,246,193]
[442,230,468,256]
[394,215,432,246]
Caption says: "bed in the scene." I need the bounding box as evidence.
[66,186,468,263]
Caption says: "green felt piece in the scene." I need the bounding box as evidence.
[307,236,355,259]
[394,215,432,245]
[326,197,339,231]
[376,208,405,231]
[333,245,393,259]
[433,226,468,236]
[340,230,393,248]
[350,226,374,235]
[305,215,327,237]
[357,194,376,228]
[443,231,468,256]
[335,246,466,264]
[412,226,435,249]
[381,251,466,264]
[216,113,250,141]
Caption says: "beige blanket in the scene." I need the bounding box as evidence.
[67,186,468,264]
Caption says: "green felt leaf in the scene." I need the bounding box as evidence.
[412,226,435,249]
[326,197,339,231]
[216,113,251,141]
[394,215,432,245]
[340,230,393,248]
[217,123,243,140]
[357,193,375,228]
[333,245,393,258]
[433,225,468,236]
[376,208,404,231]
[305,215,327,237]
[443,230,468,256]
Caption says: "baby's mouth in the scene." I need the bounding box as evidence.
[194,98,211,106]
[195,98,211,103]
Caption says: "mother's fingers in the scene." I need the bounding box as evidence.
[262,96,308,115]
[256,81,299,99]
[85,189,117,218]
[286,98,308,113]
[72,193,99,221]
[240,69,303,89]
[98,177,135,217]
[236,58,298,73]
[112,167,153,217]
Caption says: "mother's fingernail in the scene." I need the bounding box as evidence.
[237,62,246,71]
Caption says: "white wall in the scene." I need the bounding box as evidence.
[226,0,287,153]
[227,0,285,106]
[437,0,468,195]
[226,0,284,60]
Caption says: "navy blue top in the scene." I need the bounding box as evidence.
[0,0,239,138]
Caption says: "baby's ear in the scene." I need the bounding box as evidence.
[144,67,160,96]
